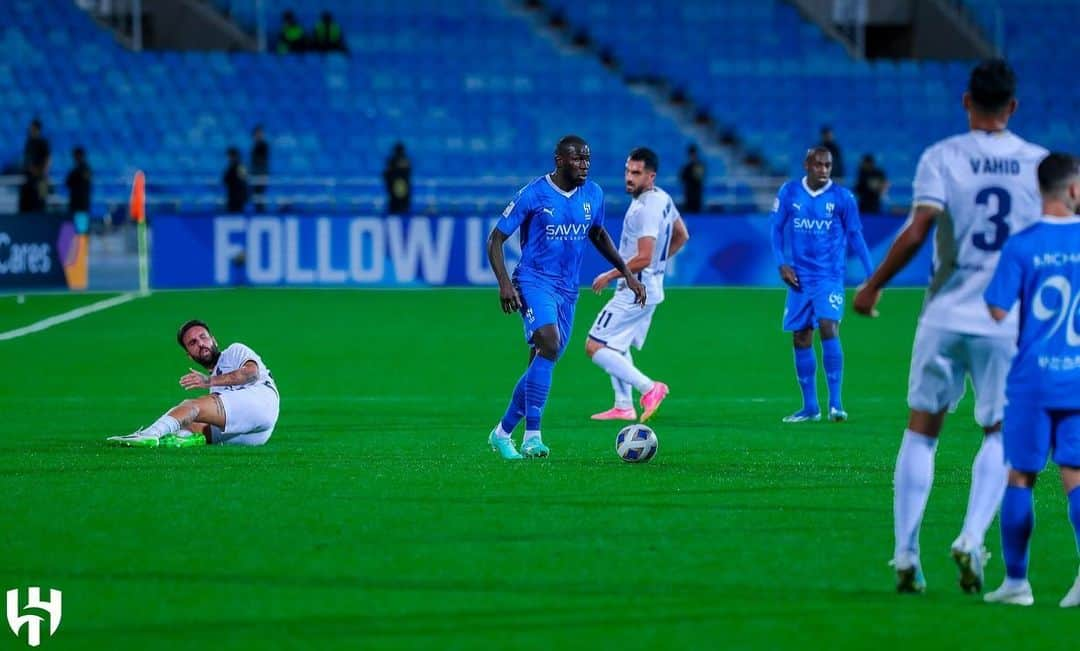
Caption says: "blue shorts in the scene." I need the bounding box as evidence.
[1003,399,1080,473]
[782,281,845,331]
[516,280,577,357]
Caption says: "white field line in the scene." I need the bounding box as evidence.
[0,293,140,342]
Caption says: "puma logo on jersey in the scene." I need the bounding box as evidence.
[969,157,1021,175]
[541,207,555,216]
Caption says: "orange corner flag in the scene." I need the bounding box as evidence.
[130,171,146,223]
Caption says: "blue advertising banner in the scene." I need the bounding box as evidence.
[0,214,84,290]
[150,214,933,289]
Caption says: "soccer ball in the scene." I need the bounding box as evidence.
[616,424,658,463]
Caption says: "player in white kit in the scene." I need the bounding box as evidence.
[586,147,689,422]
[853,60,1047,594]
[107,319,280,447]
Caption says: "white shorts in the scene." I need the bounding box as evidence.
[907,323,1015,427]
[210,384,280,446]
[587,291,658,353]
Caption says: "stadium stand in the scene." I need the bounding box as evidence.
[545,0,1079,208]
[2,0,1075,217]
[1,0,750,217]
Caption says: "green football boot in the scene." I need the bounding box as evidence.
[160,433,207,448]
[106,431,160,448]
[488,431,523,460]
[520,437,550,458]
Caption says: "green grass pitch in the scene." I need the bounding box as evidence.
[1,287,1076,649]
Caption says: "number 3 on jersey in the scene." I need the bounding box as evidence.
[972,186,1012,251]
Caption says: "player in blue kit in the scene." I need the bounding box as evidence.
[770,147,874,423]
[486,135,646,459]
[982,153,1080,607]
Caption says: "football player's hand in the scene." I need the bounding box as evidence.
[853,283,881,318]
[591,272,613,294]
[180,368,211,390]
[779,264,801,291]
[499,282,522,314]
[625,275,647,307]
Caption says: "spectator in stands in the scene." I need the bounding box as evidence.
[223,147,249,213]
[19,118,50,213]
[312,11,347,53]
[250,125,269,212]
[383,142,412,214]
[819,126,845,180]
[276,10,305,54]
[679,144,706,213]
[854,154,889,214]
[65,146,92,217]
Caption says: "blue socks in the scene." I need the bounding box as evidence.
[996,484,1080,582]
[1000,485,1035,580]
[821,337,843,410]
[498,371,528,434]
[1069,486,1080,555]
[524,355,556,431]
[793,346,818,413]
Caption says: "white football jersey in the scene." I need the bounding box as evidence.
[913,130,1047,336]
[211,342,277,394]
[615,186,681,305]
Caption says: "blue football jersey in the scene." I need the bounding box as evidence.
[769,178,872,283]
[497,174,605,293]
[985,217,1080,408]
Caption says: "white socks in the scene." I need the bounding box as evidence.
[494,424,540,442]
[959,432,1007,549]
[611,350,634,408]
[592,347,653,394]
[894,429,938,563]
[143,414,181,439]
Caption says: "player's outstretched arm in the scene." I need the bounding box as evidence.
[853,205,939,316]
[589,225,646,306]
[486,227,521,313]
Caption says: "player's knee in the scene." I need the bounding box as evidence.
[793,329,813,348]
[533,328,560,360]
[907,409,945,437]
[819,320,839,339]
[172,398,200,421]
[585,338,602,358]
[1009,468,1037,488]
[537,341,560,360]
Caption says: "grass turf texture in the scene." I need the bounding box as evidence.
[1,287,1076,649]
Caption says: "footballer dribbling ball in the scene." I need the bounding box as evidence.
[616,424,658,463]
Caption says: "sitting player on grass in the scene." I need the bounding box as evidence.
[107,319,279,448]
